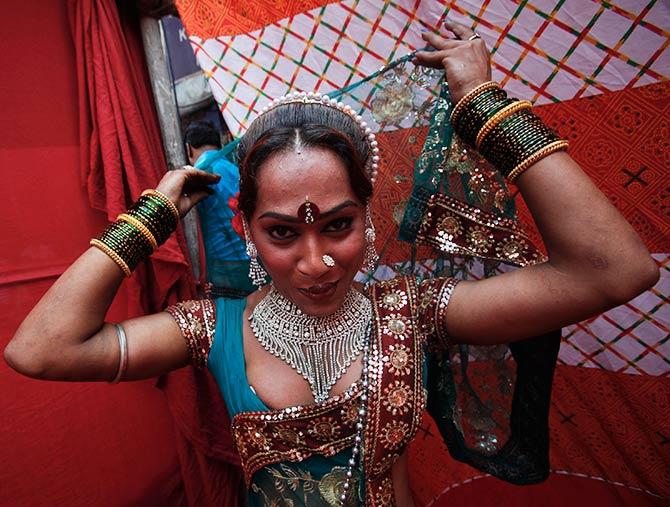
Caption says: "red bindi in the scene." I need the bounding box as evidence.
[297,197,320,224]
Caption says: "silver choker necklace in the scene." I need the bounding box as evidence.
[249,285,372,403]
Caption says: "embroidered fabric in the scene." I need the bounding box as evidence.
[164,276,457,506]
[165,299,216,369]
[232,382,364,486]
[328,52,558,485]
[247,456,363,506]
[378,62,558,484]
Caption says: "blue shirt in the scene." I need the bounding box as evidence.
[195,150,254,292]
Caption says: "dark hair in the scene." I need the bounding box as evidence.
[184,120,222,149]
[237,103,373,217]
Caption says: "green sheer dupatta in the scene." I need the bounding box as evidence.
[348,53,560,485]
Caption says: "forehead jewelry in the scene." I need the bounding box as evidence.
[297,196,319,224]
[258,91,381,183]
[322,254,335,267]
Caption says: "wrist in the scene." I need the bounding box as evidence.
[450,82,568,182]
[89,189,179,277]
[449,78,492,105]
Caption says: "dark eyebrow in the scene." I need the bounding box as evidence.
[258,200,359,222]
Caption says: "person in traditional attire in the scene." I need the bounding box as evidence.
[5,23,658,506]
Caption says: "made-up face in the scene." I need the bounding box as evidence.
[250,146,367,316]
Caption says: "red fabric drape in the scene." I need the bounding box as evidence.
[67,1,242,504]
[68,0,194,312]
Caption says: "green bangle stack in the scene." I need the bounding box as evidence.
[451,81,568,183]
[90,189,179,277]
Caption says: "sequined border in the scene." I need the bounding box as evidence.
[364,276,425,507]
[416,193,546,267]
[232,383,363,486]
[418,277,460,351]
[164,299,216,369]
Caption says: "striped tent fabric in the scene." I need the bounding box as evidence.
[175,1,669,504]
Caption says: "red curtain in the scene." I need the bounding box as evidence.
[68,1,242,504]
[68,0,194,312]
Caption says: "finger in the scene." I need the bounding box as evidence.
[444,19,475,40]
[182,164,219,177]
[421,30,463,49]
[188,189,214,204]
[414,49,451,69]
[183,166,221,187]
[182,177,219,198]
[177,189,214,215]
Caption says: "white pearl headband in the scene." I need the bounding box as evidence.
[258,91,381,183]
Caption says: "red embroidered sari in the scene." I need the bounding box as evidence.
[167,275,457,505]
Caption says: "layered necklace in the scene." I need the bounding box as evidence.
[249,285,372,404]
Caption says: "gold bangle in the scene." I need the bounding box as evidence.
[475,100,533,149]
[507,140,569,183]
[90,239,132,277]
[141,189,180,222]
[117,213,158,251]
[450,81,500,124]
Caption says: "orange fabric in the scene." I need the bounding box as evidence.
[176,0,337,38]
[521,80,670,254]
[370,81,670,268]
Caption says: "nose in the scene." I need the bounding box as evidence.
[296,235,331,279]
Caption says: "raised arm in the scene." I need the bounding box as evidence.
[416,23,659,345]
[4,167,220,381]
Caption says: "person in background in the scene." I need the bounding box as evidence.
[184,120,255,297]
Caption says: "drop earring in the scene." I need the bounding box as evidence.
[364,206,378,272]
[242,218,267,288]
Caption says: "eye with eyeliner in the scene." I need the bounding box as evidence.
[265,216,353,241]
[323,216,353,233]
[267,225,298,241]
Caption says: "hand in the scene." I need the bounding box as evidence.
[414,21,492,104]
[154,166,220,217]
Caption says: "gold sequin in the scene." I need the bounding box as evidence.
[497,238,527,261]
[309,417,341,441]
[380,421,409,450]
[380,290,408,310]
[439,215,463,236]
[273,427,304,446]
[382,313,411,340]
[386,344,411,376]
[383,380,412,415]
[467,226,494,252]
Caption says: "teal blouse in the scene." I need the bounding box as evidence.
[207,297,362,506]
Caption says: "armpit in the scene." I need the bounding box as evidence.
[165,299,216,368]
[417,277,460,350]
